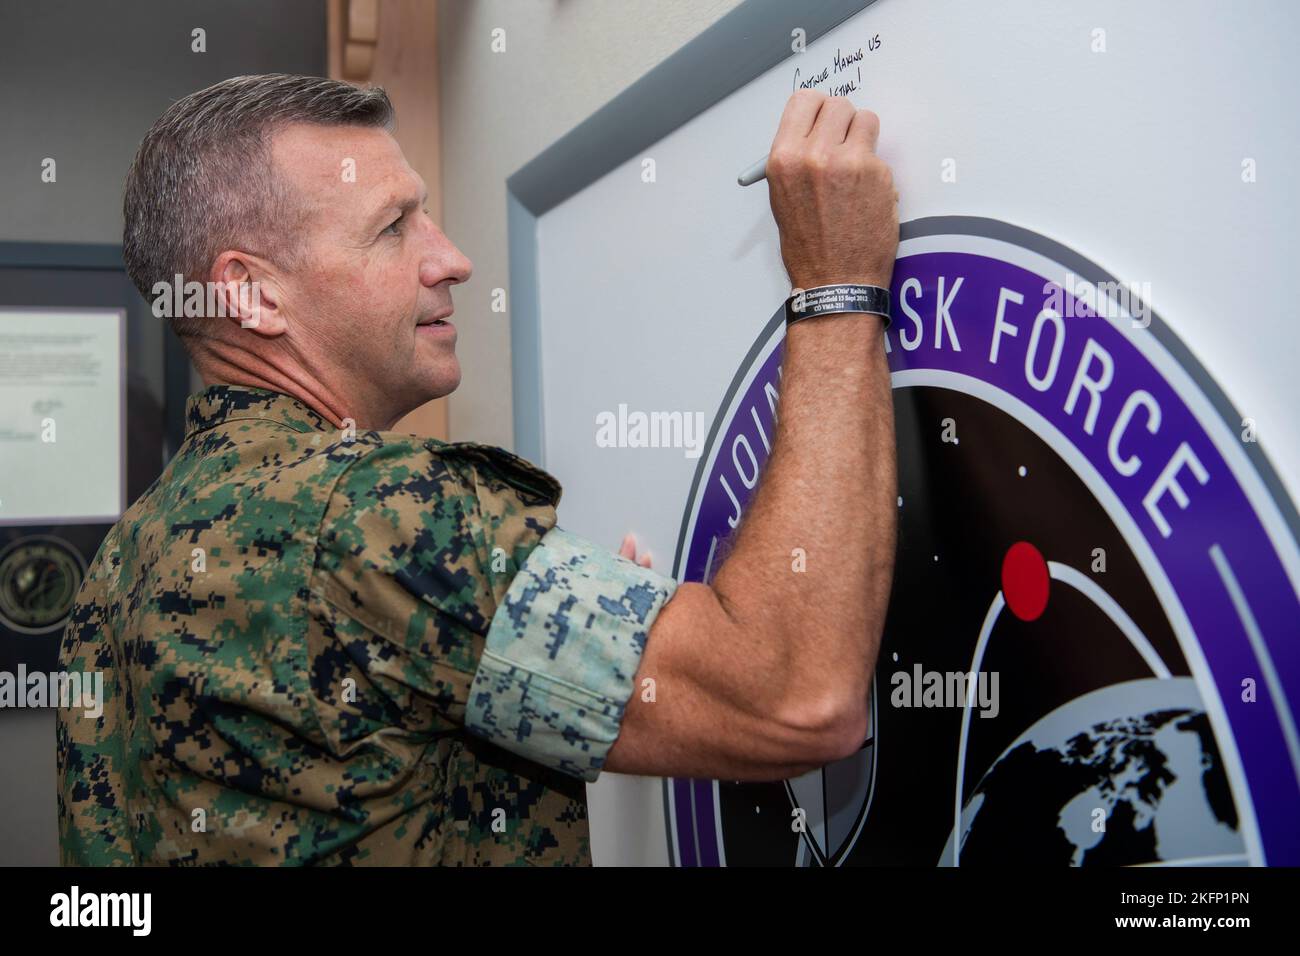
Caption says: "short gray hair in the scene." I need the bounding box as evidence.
[123,73,394,339]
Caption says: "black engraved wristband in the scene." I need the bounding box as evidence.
[785,284,891,330]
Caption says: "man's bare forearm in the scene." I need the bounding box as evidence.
[605,94,899,780]
[708,313,896,731]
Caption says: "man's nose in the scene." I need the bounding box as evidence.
[421,223,473,286]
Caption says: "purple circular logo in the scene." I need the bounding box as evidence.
[668,218,1300,867]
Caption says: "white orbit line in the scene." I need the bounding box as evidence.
[951,566,1169,866]
[1048,562,1172,680]
[952,592,1005,867]
[711,779,727,868]
[1209,544,1300,795]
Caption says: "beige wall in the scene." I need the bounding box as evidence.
[436,0,744,448]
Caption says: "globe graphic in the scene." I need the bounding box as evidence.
[940,677,1246,866]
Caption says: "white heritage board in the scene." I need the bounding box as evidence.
[516,0,1300,866]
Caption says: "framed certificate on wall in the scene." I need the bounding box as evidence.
[0,307,126,524]
[0,242,188,674]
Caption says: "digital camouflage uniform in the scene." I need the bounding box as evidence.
[55,384,677,865]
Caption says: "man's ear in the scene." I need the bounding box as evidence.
[211,251,287,336]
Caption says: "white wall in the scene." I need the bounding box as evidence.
[436,0,744,449]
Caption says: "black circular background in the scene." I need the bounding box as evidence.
[714,384,1204,866]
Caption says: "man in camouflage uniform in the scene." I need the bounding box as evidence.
[56,76,676,866]
[57,77,901,865]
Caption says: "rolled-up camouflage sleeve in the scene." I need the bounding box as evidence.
[315,438,675,782]
[465,526,677,782]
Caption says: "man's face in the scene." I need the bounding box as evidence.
[268,122,472,421]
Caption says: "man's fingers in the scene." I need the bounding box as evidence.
[807,96,857,148]
[845,108,881,153]
[771,89,828,153]
[617,532,653,568]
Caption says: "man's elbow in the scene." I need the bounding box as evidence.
[775,690,870,766]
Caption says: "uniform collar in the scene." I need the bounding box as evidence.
[184,384,335,440]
